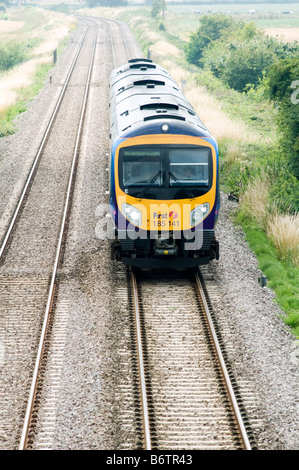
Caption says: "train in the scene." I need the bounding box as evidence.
[108,58,220,269]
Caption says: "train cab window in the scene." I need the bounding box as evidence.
[169,149,210,186]
[122,149,162,187]
[119,145,212,200]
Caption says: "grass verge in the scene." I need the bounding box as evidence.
[236,212,299,337]
[0,61,52,137]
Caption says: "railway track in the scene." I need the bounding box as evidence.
[129,268,254,450]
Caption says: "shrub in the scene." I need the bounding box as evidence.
[203,38,277,92]
[0,41,28,71]
[222,39,277,92]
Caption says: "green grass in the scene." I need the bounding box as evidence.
[255,17,299,28]
[0,62,52,137]
[236,214,299,337]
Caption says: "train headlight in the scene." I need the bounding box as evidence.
[190,203,210,226]
[122,203,142,227]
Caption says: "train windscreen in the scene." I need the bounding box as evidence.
[119,145,212,200]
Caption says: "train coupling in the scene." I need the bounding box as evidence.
[154,236,178,256]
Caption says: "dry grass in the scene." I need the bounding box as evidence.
[0,20,24,34]
[263,28,299,43]
[267,212,299,266]
[168,69,258,143]
[0,57,50,112]
[185,85,259,143]
[240,176,299,266]
[146,47,259,145]
[154,40,181,58]
[239,174,270,229]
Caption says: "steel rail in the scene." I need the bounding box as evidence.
[79,15,130,65]
[0,24,88,262]
[18,22,99,450]
[107,18,116,67]
[130,270,152,450]
[194,272,252,450]
[116,20,131,60]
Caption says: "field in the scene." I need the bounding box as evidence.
[165,3,299,40]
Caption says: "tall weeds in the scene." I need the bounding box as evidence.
[267,212,299,267]
[240,175,299,267]
[239,173,270,229]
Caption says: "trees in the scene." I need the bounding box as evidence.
[186,13,299,94]
[151,0,166,19]
[201,37,276,90]
[266,58,299,179]
[185,13,235,66]
[86,0,127,6]
[221,39,276,91]
[184,13,299,209]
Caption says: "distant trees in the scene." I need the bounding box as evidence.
[151,0,166,19]
[85,0,127,6]
[185,13,299,93]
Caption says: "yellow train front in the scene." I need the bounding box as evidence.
[109,59,220,269]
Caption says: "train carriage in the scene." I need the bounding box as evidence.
[109,58,220,269]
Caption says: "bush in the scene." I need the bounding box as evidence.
[222,40,276,92]
[202,37,277,92]
[0,41,28,71]
[187,14,299,93]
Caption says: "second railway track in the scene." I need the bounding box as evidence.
[0,18,99,449]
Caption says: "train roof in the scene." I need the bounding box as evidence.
[111,58,169,81]
[110,59,210,139]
